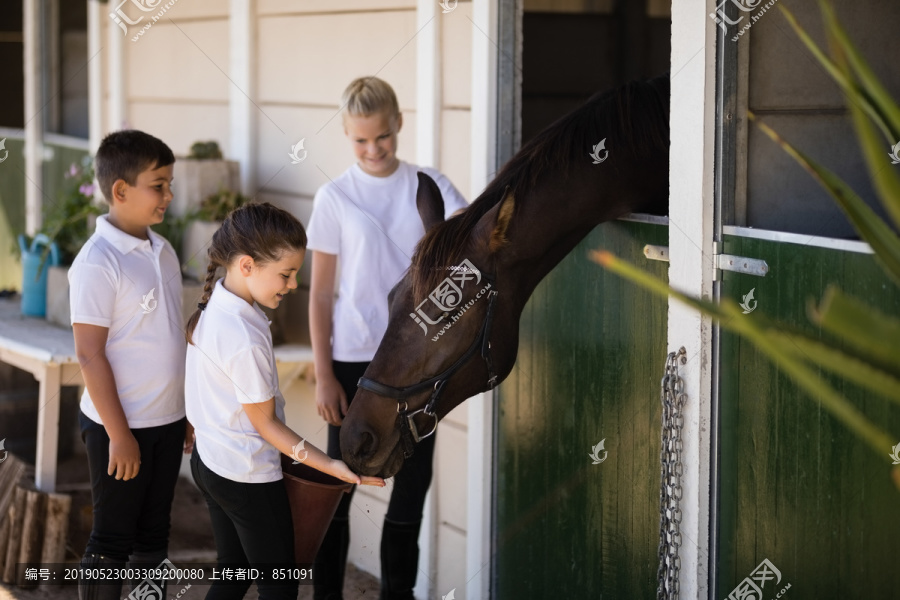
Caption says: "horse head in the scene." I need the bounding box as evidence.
[340,76,670,477]
[340,172,520,477]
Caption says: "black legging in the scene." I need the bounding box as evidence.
[329,361,436,523]
[191,449,298,600]
[80,412,186,560]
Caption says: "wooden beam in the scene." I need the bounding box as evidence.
[35,364,61,492]
[667,0,717,597]
[107,0,125,131]
[88,0,104,155]
[23,0,43,235]
[416,0,440,168]
[467,2,499,598]
[229,0,257,196]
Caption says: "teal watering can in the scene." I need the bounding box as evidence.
[18,234,60,317]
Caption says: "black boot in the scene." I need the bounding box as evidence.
[313,516,350,600]
[379,519,421,600]
[78,553,125,600]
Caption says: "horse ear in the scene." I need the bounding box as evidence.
[488,190,515,253]
[416,172,445,231]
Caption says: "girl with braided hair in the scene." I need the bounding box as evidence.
[184,202,384,600]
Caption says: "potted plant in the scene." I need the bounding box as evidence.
[40,156,106,326]
[170,140,240,219]
[181,186,252,281]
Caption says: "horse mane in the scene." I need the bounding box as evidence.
[411,75,670,303]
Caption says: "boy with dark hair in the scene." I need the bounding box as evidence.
[70,129,189,599]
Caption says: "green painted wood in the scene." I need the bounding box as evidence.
[495,220,668,598]
[717,235,900,599]
[0,137,26,289]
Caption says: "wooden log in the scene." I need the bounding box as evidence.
[2,486,27,584]
[17,489,47,587]
[0,507,9,571]
[0,454,25,527]
[40,493,71,565]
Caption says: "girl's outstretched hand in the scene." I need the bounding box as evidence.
[359,475,386,487]
[330,459,386,487]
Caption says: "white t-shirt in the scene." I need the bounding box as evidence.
[185,279,286,483]
[69,214,185,428]
[306,161,467,361]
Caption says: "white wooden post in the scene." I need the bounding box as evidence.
[467,2,499,599]
[34,364,61,492]
[469,0,498,198]
[23,0,43,236]
[45,1,60,133]
[229,0,256,196]
[88,0,103,155]
[107,3,126,132]
[667,0,718,597]
[414,2,440,597]
[416,0,440,169]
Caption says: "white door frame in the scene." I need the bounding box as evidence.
[466,1,500,599]
[667,1,718,598]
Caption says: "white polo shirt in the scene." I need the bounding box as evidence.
[185,279,285,483]
[306,161,467,361]
[69,214,185,428]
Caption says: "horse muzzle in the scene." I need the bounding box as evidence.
[339,407,408,478]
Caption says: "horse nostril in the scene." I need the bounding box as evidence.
[340,418,382,473]
[356,431,375,456]
[351,428,377,459]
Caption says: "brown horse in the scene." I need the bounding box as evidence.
[341,76,670,477]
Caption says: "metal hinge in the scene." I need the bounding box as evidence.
[642,243,769,279]
[712,241,768,278]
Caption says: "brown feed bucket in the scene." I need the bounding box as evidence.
[281,455,353,564]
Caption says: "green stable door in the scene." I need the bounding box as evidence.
[494,223,900,599]
[716,232,900,599]
[494,219,668,598]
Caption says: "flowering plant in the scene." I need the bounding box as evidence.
[39,154,106,265]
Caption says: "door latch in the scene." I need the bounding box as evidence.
[642,243,768,278]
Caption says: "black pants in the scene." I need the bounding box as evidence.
[80,410,185,561]
[191,448,298,600]
[329,361,436,523]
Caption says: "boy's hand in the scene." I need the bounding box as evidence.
[108,433,141,481]
[184,421,195,454]
[315,373,349,426]
[329,459,385,487]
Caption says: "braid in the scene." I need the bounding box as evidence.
[199,260,217,305]
[185,259,219,345]
[183,202,306,345]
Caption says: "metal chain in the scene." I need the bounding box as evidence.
[657,347,687,600]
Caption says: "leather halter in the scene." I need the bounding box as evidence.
[357,281,499,458]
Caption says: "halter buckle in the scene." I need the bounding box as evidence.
[405,407,438,443]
